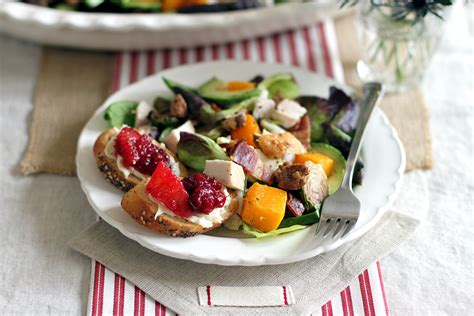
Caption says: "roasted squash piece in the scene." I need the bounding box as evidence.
[241,183,287,232]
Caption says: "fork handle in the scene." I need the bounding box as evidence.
[341,82,384,190]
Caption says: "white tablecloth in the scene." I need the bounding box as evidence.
[0,3,472,314]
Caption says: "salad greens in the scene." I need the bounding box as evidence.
[242,222,307,239]
[177,132,228,171]
[102,72,364,238]
[104,100,138,128]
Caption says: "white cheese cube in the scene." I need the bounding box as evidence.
[271,99,307,128]
[252,99,275,120]
[163,120,195,153]
[135,100,154,127]
[203,160,246,191]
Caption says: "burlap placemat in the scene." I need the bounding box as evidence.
[20,14,432,175]
[20,47,114,175]
[334,14,433,170]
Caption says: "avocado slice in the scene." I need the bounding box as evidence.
[162,77,196,94]
[197,77,261,107]
[119,0,161,11]
[258,73,299,99]
[310,143,346,195]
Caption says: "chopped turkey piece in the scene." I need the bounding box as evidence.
[163,120,195,153]
[257,132,306,159]
[203,160,246,191]
[253,99,275,120]
[271,99,307,128]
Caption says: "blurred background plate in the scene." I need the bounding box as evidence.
[0,0,339,50]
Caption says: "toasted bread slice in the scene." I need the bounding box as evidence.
[93,127,186,192]
[121,182,240,237]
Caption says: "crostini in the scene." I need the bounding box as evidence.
[121,162,240,237]
[93,126,186,192]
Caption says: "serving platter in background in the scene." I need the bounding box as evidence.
[0,1,341,50]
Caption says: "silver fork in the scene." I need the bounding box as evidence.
[316,82,384,241]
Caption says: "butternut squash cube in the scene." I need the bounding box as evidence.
[241,183,287,232]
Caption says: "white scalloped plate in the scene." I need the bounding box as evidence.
[0,1,339,50]
[76,61,405,266]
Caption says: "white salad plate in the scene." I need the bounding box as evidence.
[0,1,339,50]
[76,61,405,266]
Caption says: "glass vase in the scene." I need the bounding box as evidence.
[356,0,448,93]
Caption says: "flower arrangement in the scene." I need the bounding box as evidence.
[344,0,454,92]
[342,0,453,22]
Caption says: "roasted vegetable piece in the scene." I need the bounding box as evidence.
[104,100,138,128]
[177,132,228,172]
[231,114,261,147]
[227,81,256,91]
[294,152,334,177]
[325,124,352,157]
[241,183,287,232]
[300,161,328,213]
[279,211,320,228]
[257,132,306,159]
[145,161,193,218]
[310,143,346,194]
[197,77,261,106]
[286,193,305,217]
[230,141,273,184]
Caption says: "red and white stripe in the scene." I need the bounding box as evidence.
[89,20,388,316]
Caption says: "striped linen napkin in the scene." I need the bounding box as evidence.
[90,261,389,315]
[87,20,389,316]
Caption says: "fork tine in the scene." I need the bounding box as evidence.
[332,219,345,236]
[332,219,350,239]
[340,220,356,238]
[322,219,338,238]
[315,219,328,239]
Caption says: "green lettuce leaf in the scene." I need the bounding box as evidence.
[103,100,138,128]
[241,222,307,239]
